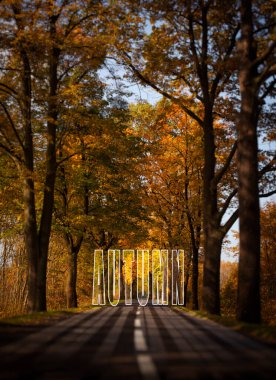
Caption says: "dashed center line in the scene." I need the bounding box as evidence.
[134,307,160,380]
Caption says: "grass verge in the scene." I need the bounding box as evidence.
[0,306,99,326]
[174,306,276,345]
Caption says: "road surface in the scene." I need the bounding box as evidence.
[0,306,275,379]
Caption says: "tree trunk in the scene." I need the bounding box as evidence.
[18,29,39,313]
[183,261,190,307]
[120,258,125,301]
[202,111,221,315]
[64,234,83,309]
[12,5,59,312]
[236,0,261,323]
[37,19,60,311]
[103,247,108,302]
[202,234,223,314]
[66,248,78,308]
[186,212,200,310]
[191,245,199,310]
[23,176,39,312]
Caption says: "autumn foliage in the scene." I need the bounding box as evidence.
[0,0,275,324]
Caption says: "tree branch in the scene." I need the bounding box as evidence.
[56,152,79,168]
[253,41,276,68]
[260,77,276,100]
[0,101,24,151]
[219,157,275,235]
[211,24,240,101]
[187,9,201,82]
[259,189,276,198]
[0,141,22,163]
[257,66,276,88]
[172,71,204,103]
[253,22,276,35]
[123,53,204,126]
[218,188,238,222]
[222,208,239,235]
[214,141,237,185]
[0,82,18,95]
[259,155,276,177]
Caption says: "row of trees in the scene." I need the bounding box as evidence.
[118,0,275,322]
[0,0,275,322]
[0,0,147,311]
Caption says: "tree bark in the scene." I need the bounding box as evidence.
[64,229,84,308]
[186,213,200,310]
[17,16,39,312]
[202,110,222,315]
[191,245,199,310]
[66,246,79,308]
[120,258,125,301]
[183,254,191,307]
[11,6,59,312]
[23,171,39,312]
[37,17,60,311]
[202,234,223,314]
[236,0,261,323]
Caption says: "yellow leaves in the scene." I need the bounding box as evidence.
[60,83,84,105]
[122,250,135,285]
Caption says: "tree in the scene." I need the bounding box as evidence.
[119,0,241,314]
[55,82,147,307]
[236,0,275,323]
[0,0,114,311]
[131,100,203,309]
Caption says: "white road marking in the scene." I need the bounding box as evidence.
[134,307,159,380]
[137,354,159,380]
[134,329,148,351]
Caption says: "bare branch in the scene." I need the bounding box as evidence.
[222,208,239,235]
[123,53,204,126]
[253,41,276,68]
[253,22,276,35]
[259,155,276,177]
[0,101,24,151]
[0,82,18,96]
[219,188,238,222]
[259,75,276,99]
[259,189,276,198]
[0,67,21,72]
[56,152,79,168]
[257,66,276,88]
[172,71,204,103]
[0,141,22,163]
[214,141,237,185]
[219,156,275,235]
[187,10,201,81]
[211,24,240,101]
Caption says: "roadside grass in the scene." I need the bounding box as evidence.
[0,299,132,325]
[0,305,99,326]
[174,306,276,345]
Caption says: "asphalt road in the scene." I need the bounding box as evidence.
[0,306,275,380]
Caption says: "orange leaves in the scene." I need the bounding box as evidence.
[129,100,203,248]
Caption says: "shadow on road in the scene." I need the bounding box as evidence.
[0,306,275,380]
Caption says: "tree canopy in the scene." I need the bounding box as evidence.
[0,0,275,324]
